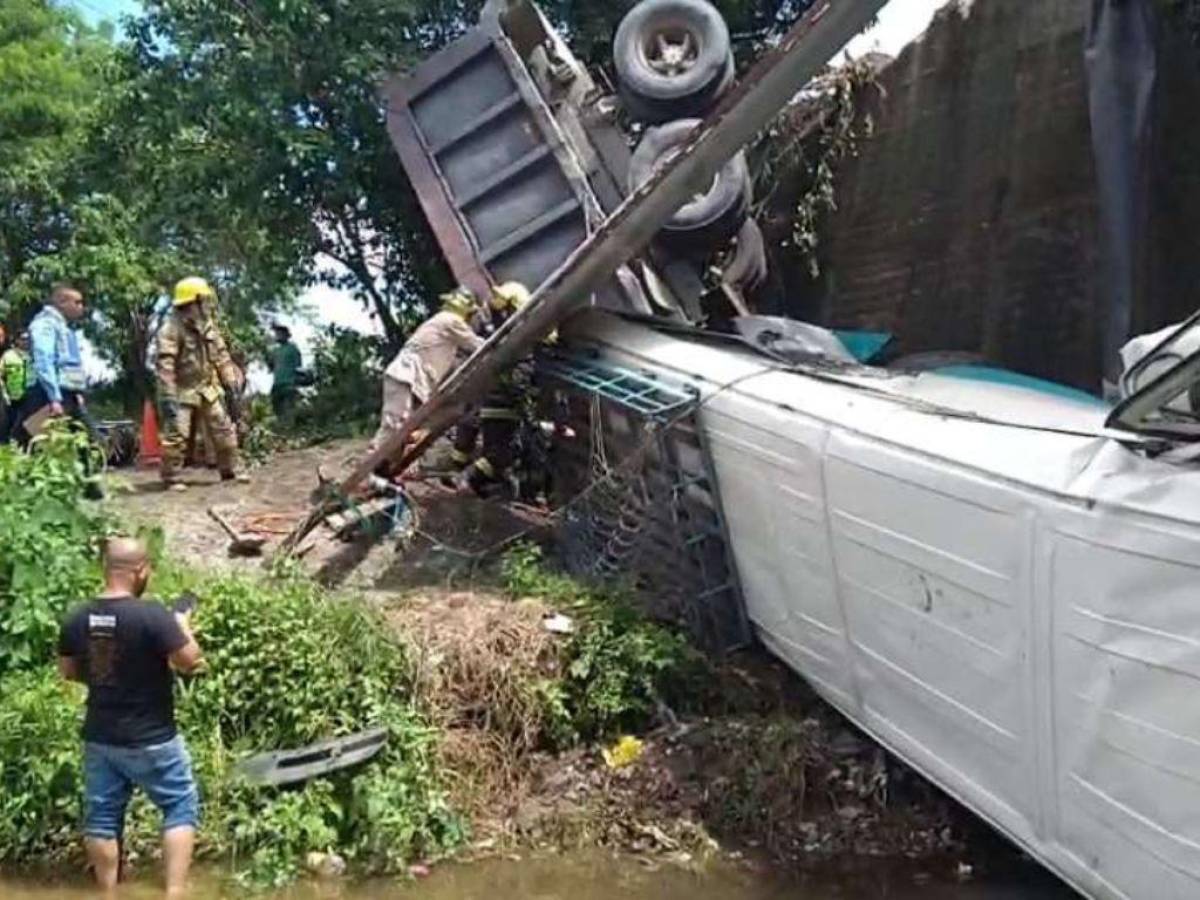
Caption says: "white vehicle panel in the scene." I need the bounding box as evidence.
[701,400,853,704]
[823,431,1036,831]
[571,311,1200,900]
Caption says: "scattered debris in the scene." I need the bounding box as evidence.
[234,727,388,786]
[304,851,347,878]
[542,612,575,635]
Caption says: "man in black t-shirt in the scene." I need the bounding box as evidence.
[58,537,205,897]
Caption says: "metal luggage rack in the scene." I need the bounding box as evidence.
[537,350,698,418]
[537,349,750,653]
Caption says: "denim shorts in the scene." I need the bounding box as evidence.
[83,735,199,839]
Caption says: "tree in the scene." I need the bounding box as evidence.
[0,0,111,320]
[19,194,190,406]
[102,0,464,352]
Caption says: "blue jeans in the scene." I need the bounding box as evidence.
[83,735,199,839]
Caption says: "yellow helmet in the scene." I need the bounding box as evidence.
[440,286,478,319]
[491,281,531,313]
[173,277,215,307]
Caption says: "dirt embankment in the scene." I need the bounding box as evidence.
[107,441,1032,882]
[393,587,1000,879]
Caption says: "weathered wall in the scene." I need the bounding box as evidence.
[785,0,1200,390]
[1147,15,1200,335]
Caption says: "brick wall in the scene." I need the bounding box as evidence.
[783,0,1200,390]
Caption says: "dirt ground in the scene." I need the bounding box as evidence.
[106,440,1039,883]
[109,438,541,593]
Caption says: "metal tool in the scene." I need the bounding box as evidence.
[207,507,267,556]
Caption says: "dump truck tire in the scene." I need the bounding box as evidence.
[629,118,751,254]
[614,0,733,124]
[723,218,768,290]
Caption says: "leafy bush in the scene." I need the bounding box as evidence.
[500,543,701,746]
[0,441,462,884]
[0,669,85,864]
[0,427,106,676]
[293,325,385,440]
[0,567,463,885]
[238,395,288,465]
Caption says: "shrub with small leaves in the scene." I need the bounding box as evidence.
[0,435,462,884]
[501,543,701,746]
[0,669,85,865]
[0,426,106,677]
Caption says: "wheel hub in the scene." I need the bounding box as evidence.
[647,29,697,76]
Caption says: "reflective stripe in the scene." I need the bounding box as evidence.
[480,407,520,421]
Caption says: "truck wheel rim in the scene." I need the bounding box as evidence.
[643,26,699,76]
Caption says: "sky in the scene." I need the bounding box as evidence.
[66,0,954,386]
[68,0,141,27]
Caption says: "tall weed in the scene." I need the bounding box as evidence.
[501,543,702,746]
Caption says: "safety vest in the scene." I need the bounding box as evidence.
[2,349,30,402]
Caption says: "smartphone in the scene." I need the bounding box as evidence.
[172,591,199,616]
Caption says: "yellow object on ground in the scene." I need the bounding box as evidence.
[602,735,645,769]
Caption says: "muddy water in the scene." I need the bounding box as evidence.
[0,852,1074,900]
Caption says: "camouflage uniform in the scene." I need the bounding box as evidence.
[156,310,242,481]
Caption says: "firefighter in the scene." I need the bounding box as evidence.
[156,277,248,490]
[370,286,485,474]
[451,281,533,496]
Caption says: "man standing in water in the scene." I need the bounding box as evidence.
[57,538,205,897]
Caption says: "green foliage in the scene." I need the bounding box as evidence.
[0,669,84,865]
[105,0,456,352]
[293,325,385,439]
[153,569,461,885]
[237,395,289,465]
[0,427,105,676]
[0,442,461,884]
[501,541,589,605]
[0,0,113,316]
[19,194,191,411]
[0,565,464,885]
[752,58,879,280]
[501,543,700,746]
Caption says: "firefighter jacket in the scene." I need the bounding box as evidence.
[156,311,241,406]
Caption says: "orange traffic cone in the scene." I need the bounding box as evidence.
[138,399,162,468]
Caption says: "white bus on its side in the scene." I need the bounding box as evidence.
[573,309,1200,900]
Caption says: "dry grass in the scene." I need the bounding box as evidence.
[387,589,566,829]
[387,590,971,866]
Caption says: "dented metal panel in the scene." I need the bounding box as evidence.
[384,26,597,296]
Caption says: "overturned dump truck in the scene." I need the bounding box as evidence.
[358,1,1200,897]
